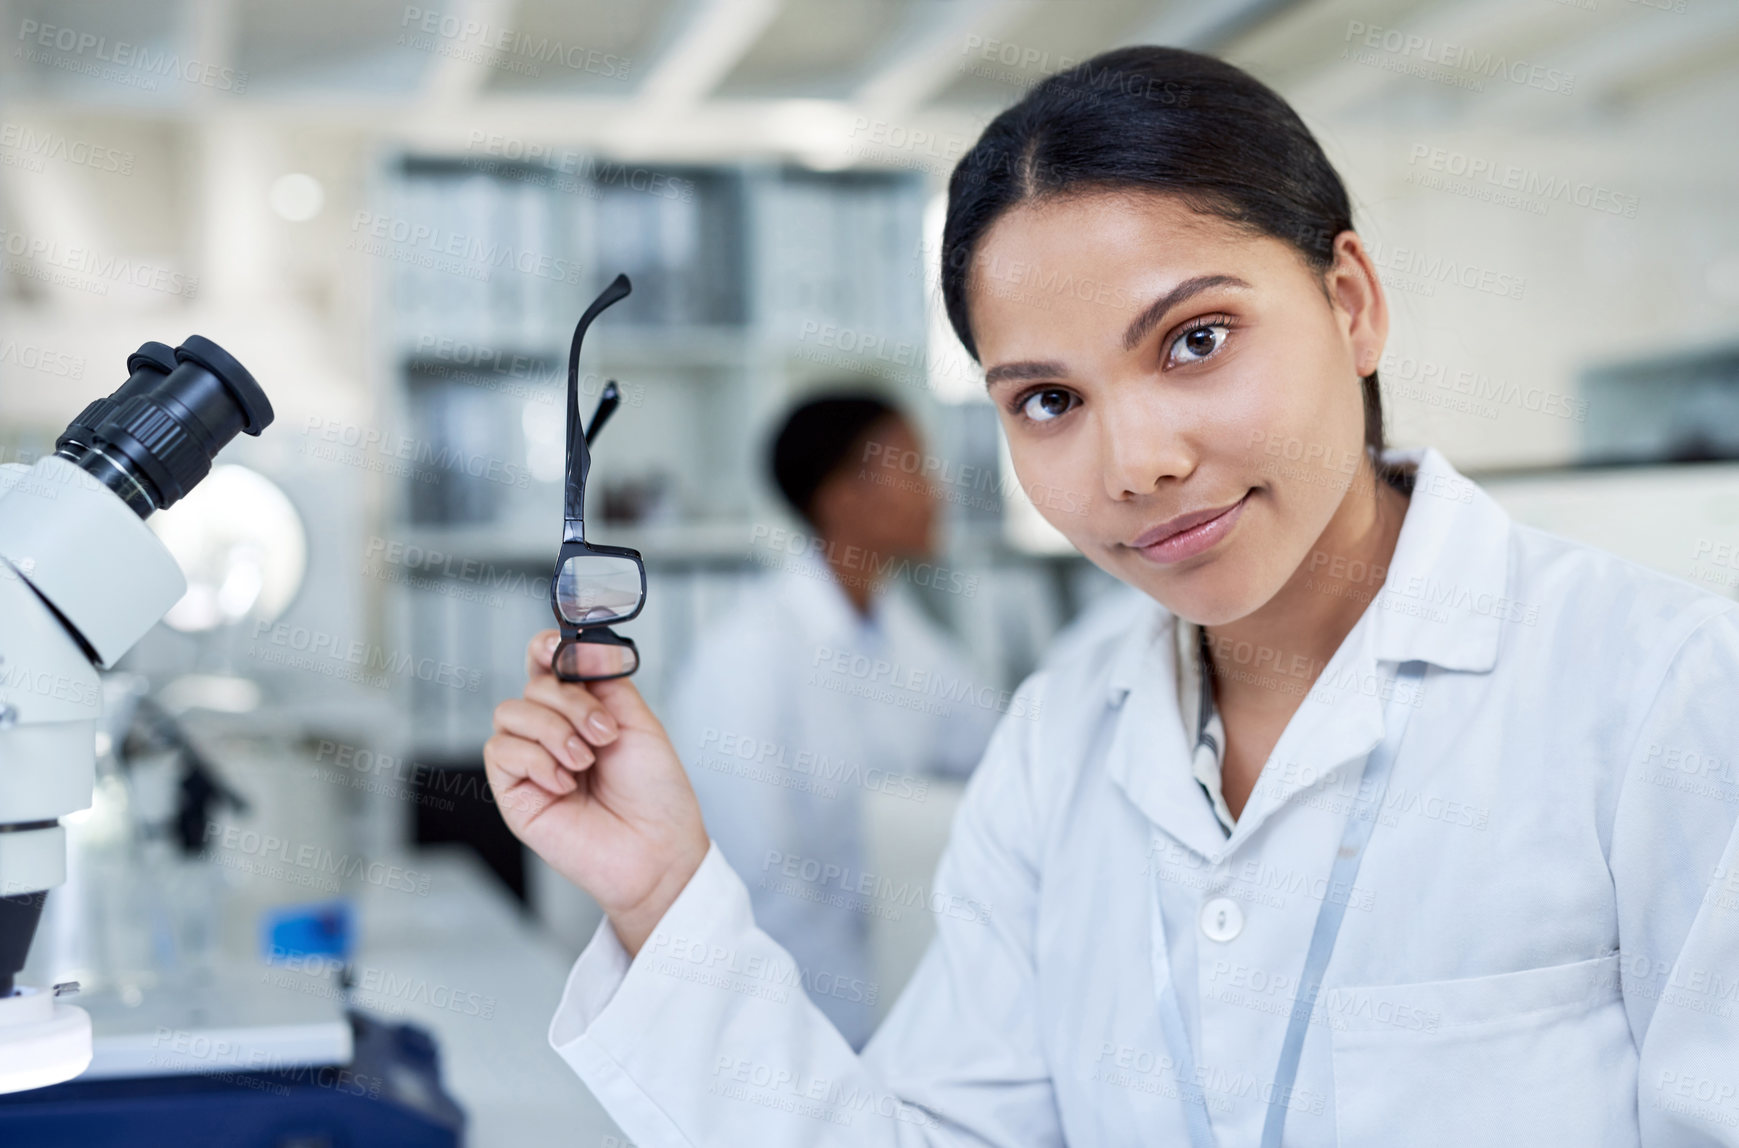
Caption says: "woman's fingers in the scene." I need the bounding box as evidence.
[525,674,620,747]
[483,735,561,823]
[483,731,574,796]
[493,697,596,774]
[521,628,662,737]
[525,629,562,680]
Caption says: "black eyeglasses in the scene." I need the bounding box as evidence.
[550,273,645,683]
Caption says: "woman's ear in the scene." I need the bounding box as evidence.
[1327,230,1389,378]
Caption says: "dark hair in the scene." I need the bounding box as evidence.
[769,392,901,523]
[941,46,1385,455]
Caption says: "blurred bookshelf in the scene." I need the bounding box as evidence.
[369,153,1005,758]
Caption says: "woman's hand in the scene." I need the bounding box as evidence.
[484,630,709,957]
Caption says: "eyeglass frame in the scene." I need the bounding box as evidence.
[550,273,645,683]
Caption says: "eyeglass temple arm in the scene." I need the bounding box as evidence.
[565,275,632,531]
[585,381,620,446]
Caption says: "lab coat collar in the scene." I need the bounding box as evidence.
[1100,446,1511,855]
[1366,446,1510,675]
[1103,604,1237,860]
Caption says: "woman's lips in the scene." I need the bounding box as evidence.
[1131,493,1250,565]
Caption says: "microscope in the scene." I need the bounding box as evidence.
[0,336,271,1093]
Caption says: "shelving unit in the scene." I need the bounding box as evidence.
[370,153,982,760]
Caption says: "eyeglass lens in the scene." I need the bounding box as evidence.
[554,637,639,680]
[555,553,644,625]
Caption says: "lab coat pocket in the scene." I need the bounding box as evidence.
[1328,953,1637,1147]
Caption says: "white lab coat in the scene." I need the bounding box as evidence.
[662,551,999,1048]
[549,447,1739,1146]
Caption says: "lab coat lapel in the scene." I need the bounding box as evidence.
[1102,609,1232,861]
[1231,628,1389,846]
[1232,446,1510,842]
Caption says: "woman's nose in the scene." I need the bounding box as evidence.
[1098,393,1193,501]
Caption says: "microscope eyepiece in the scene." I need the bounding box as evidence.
[62,335,274,516]
[52,341,177,465]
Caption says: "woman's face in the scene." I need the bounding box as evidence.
[812,415,937,559]
[966,190,1388,626]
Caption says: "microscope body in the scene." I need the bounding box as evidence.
[0,456,188,1091]
[0,335,271,1094]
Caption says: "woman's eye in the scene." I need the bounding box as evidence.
[1020,388,1078,423]
[1169,322,1231,366]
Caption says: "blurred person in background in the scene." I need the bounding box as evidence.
[661,392,998,1049]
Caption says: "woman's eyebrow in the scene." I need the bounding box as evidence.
[984,359,1068,388]
[1121,274,1253,351]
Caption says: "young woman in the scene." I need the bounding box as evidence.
[483,47,1738,1147]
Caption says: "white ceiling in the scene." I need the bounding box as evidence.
[4,0,1733,157]
[1,0,1737,468]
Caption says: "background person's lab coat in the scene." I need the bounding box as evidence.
[665,550,998,1048]
[550,447,1739,1146]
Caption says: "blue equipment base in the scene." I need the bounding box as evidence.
[0,1010,464,1147]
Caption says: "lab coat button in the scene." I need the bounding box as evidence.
[1200,897,1244,942]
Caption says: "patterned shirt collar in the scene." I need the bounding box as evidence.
[1174,617,1235,837]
